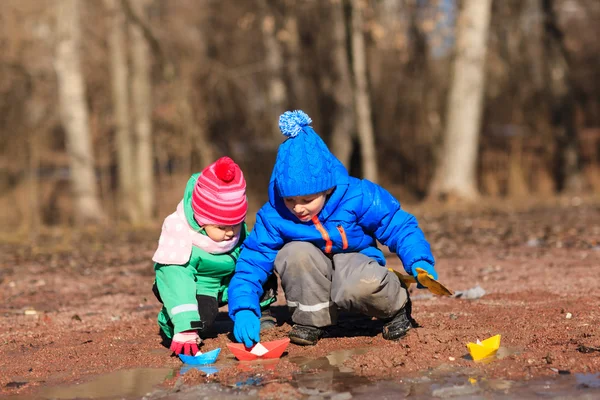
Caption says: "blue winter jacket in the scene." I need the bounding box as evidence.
[228,164,435,319]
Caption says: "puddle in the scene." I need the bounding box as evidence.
[284,348,600,400]
[14,368,173,399]
[240,347,600,399]
[322,370,600,400]
[9,349,600,399]
[289,347,370,373]
[180,364,221,376]
[576,373,600,389]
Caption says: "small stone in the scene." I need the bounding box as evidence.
[432,384,480,397]
[5,381,28,389]
[487,379,513,391]
[449,356,455,361]
[566,313,572,319]
[298,387,320,396]
[331,392,352,400]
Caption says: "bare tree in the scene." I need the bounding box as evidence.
[129,0,154,221]
[178,68,216,169]
[104,0,138,223]
[542,0,583,192]
[329,0,355,168]
[54,0,105,224]
[429,0,493,201]
[350,0,378,182]
[282,3,306,106]
[259,0,288,143]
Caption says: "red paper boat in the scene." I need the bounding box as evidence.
[227,338,290,361]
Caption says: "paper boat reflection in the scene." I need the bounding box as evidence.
[227,338,290,361]
[180,365,220,376]
[178,348,221,365]
[466,334,501,361]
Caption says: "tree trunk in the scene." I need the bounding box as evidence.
[129,0,154,221]
[178,71,216,169]
[350,0,378,182]
[27,125,40,235]
[104,0,139,223]
[283,9,306,106]
[429,0,492,201]
[329,0,355,168]
[54,0,105,224]
[259,0,287,143]
[541,0,584,193]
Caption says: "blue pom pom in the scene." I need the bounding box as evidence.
[278,110,312,138]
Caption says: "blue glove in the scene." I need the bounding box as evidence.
[233,310,260,348]
[411,261,438,289]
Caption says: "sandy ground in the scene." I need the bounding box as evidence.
[1,198,599,397]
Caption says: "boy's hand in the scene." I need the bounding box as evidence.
[170,330,201,355]
[234,310,260,348]
[411,261,438,289]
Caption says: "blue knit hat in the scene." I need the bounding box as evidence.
[274,110,338,198]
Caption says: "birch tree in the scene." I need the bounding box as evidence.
[429,0,492,201]
[350,0,378,182]
[104,0,138,223]
[129,0,154,220]
[54,0,105,224]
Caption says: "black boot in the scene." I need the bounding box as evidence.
[259,308,277,332]
[289,324,323,346]
[382,307,412,340]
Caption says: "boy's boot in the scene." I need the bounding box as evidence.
[289,324,324,346]
[259,308,277,331]
[382,307,412,340]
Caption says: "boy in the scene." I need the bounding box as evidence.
[229,111,437,347]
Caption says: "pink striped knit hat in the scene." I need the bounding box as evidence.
[192,157,248,226]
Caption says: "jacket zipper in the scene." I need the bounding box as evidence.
[337,226,348,250]
[311,216,332,253]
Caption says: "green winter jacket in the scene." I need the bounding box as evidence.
[153,173,247,335]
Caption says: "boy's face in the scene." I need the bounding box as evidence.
[283,189,332,222]
[204,223,242,242]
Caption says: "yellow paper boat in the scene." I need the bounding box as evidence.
[466,334,501,361]
[388,268,454,296]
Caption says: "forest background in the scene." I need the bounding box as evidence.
[1,0,599,232]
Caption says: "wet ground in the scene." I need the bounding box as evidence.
[1,196,600,399]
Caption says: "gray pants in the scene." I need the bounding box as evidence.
[274,242,408,327]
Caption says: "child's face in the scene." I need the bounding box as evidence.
[204,223,242,242]
[283,189,332,222]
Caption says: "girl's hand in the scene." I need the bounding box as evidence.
[170,330,201,355]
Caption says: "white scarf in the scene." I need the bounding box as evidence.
[176,201,240,254]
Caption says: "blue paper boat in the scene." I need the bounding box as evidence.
[178,348,221,365]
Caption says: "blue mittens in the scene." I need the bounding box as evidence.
[411,260,438,289]
[233,310,260,348]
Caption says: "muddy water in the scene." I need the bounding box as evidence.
[11,349,600,399]
[9,368,173,399]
